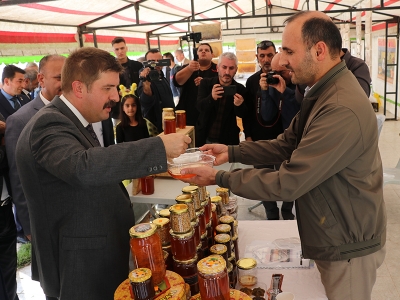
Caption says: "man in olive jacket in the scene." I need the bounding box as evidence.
[179,11,386,300]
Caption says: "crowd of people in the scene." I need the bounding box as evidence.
[0,10,385,300]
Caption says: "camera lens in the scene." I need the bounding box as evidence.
[266,72,279,85]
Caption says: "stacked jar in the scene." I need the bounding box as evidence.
[182,185,206,258]
[156,209,174,270]
[162,107,175,131]
[153,217,173,271]
[219,215,236,267]
[169,203,198,295]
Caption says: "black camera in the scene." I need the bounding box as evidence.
[266,71,280,85]
[142,59,171,81]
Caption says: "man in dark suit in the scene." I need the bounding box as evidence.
[0,65,30,119]
[15,47,190,300]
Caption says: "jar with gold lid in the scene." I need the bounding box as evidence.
[175,193,195,221]
[162,244,174,271]
[197,255,230,300]
[182,185,201,211]
[215,223,232,237]
[211,195,223,217]
[191,218,201,248]
[196,207,206,236]
[153,217,171,246]
[237,258,257,288]
[201,197,211,224]
[214,233,232,259]
[169,204,191,234]
[219,215,235,236]
[129,268,155,300]
[190,184,206,202]
[175,110,186,129]
[158,208,170,218]
[169,228,196,261]
[162,107,174,129]
[216,187,230,205]
[209,244,228,266]
[173,255,199,295]
[129,223,166,285]
[211,203,218,236]
[163,115,176,134]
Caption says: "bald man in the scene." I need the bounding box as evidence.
[178,11,386,300]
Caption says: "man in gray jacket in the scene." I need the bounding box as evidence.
[179,11,386,300]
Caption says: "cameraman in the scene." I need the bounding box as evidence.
[258,52,300,220]
[137,49,175,133]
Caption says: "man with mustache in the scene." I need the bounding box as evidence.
[196,52,248,146]
[15,47,190,300]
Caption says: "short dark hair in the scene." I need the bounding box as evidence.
[256,40,276,52]
[61,47,123,94]
[119,94,145,128]
[39,54,66,73]
[285,12,342,59]
[111,37,126,46]
[2,65,25,84]
[163,52,174,61]
[145,49,160,60]
[197,43,213,54]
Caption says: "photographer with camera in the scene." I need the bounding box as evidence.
[196,52,247,147]
[137,49,175,133]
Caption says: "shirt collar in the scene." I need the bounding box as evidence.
[59,94,89,127]
[39,91,51,106]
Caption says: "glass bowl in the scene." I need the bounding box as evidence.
[167,149,215,179]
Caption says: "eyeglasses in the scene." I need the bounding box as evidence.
[257,40,275,50]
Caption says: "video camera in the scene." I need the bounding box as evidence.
[266,71,280,85]
[180,32,202,61]
[142,59,171,81]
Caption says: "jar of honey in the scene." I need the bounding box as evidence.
[216,187,230,205]
[192,184,207,202]
[169,204,191,234]
[163,115,176,134]
[209,244,229,266]
[206,221,213,247]
[197,255,230,300]
[211,203,218,236]
[214,233,232,259]
[153,217,171,246]
[196,242,204,260]
[232,235,239,261]
[200,232,209,257]
[215,224,232,238]
[201,198,211,225]
[219,215,235,238]
[162,244,174,271]
[182,185,201,211]
[191,218,201,248]
[158,209,170,218]
[175,110,186,129]
[162,107,174,130]
[141,176,155,195]
[173,255,199,295]
[211,196,223,218]
[129,223,166,285]
[129,268,155,300]
[169,228,196,261]
[236,258,257,288]
[227,262,237,289]
[175,194,195,221]
[196,208,206,236]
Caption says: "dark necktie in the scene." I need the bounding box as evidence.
[12,96,21,111]
[86,124,101,147]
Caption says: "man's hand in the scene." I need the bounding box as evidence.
[159,133,191,159]
[188,61,200,73]
[180,165,218,186]
[140,67,153,96]
[233,93,244,106]
[212,84,224,101]
[194,76,203,86]
[269,75,287,94]
[0,121,6,135]
[199,144,229,166]
[259,73,269,90]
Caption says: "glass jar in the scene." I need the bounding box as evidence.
[162,244,174,271]
[233,220,238,237]
[219,215,235,238]
[182,185,201,211]
[216,187,230,205]
[169,204,191,234]
[202,197,211,224]
[200,232,209,257]
[173,255,199,295]
[129,268,155,300]
[158,208,170,218]
[227,262,237,289]
[214,233,232,258]
[196,242,204,260]
[163,115,176,134]
[211,203,218,236]
[197,255,230,300]
[153,217,171,246]
[209,244,228,266]
[169,228,196,261]
[237,258,257,288]
[211,196,223,218]
[192,184,207,202]
[206,221,213,248]
[196,208,206,236]
[215,224,231,238]
[175,194,195,221]
[129,223,166,285]
[191,218,201,248]
[175,110,186,129]
[141,176,155,195]
[232,235,239,261]
[162,107,174,130]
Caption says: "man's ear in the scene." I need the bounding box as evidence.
[71,80,84,98]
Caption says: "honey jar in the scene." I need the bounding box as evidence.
[158,208,170,218]
[211,203,218,236]
[206,221,213,247]
[169,228,196,261]
[175,110,186,129]
[173,255,199,295]
[201,198,211,224]
[196,208,206,236]
[192,184,207,202]
[162,107,174,130]
[196,242,204,260]
[162,244,174,271]
[232,234,239,261]
[227,262,237,289]
[216,187,230,205]
[191,218,201,248]
[219,215,235,237]
[197,255,230,300]
[182,185,201,211]
[129,268,155,300]
[209,244,229,266]
[129,223,166,285]
[214,233,232,259]
[211,196,223,217]
[215,224,232,237]
[169,204,191,234]
[237,258,258,288]
[153,217,171,246]
[163,115,176,134]
[175,193,196,221]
